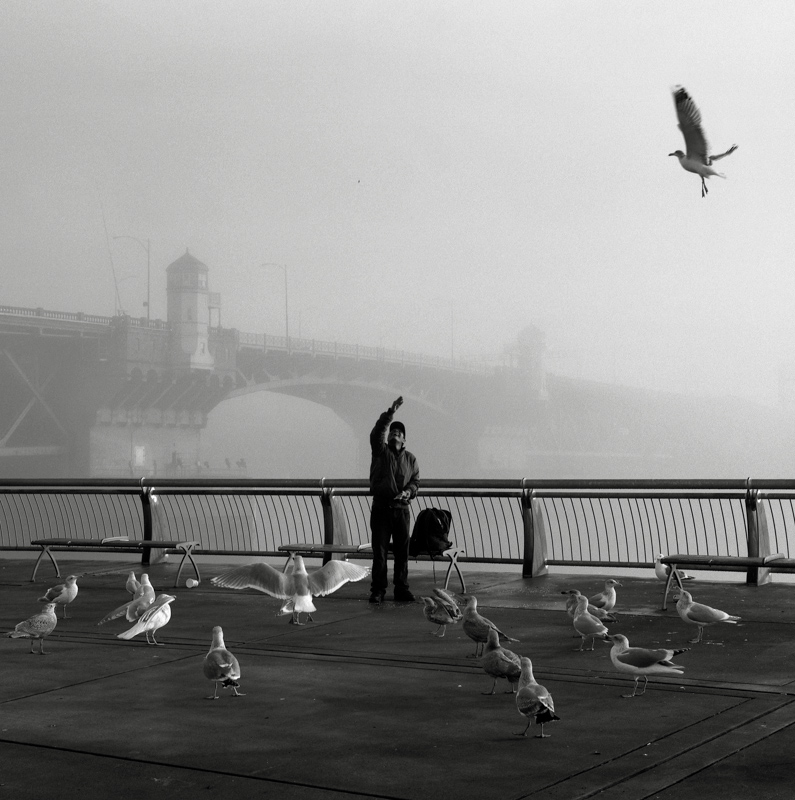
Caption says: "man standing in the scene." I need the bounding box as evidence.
[368,396,419,603]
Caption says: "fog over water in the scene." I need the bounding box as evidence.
[4,2,795,479]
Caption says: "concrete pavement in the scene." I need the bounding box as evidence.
[2,554,795,799]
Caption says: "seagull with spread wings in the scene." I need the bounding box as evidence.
[669,85,737,198]
[117,593,175,645]
[211,555,370,625]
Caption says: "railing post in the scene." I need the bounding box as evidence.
[745,480,772,585]
[139,480,153,567]
[745,478,770,586]
[521,488,548,578]
[321,483,335,566]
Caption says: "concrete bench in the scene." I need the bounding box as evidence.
[29,538,201,587]
[659,553,795,609]
[278,542,467,592]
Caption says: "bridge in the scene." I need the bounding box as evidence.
[1,250,784,480]
[0,250,555,478]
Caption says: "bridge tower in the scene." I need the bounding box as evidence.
[167,249,214,370]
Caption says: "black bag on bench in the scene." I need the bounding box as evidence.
[409,508,453,559]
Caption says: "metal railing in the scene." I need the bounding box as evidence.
[0,478,793,581]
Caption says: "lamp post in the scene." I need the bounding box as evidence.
[260,262,289,341]
[113,235,151,321]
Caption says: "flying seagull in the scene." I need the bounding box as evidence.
[203,626,244,699]
[210,555,370,624]
[669,85,737,197]
[607,634,689,698]
[6,603,58,654]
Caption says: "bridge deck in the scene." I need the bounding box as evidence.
[1,554,792,799]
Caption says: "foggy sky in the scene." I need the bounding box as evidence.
[3,1,795,406]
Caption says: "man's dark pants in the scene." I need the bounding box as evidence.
[369,505,411,594]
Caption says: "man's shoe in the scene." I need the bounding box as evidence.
[369,592,385,604]
[393,590,415,603]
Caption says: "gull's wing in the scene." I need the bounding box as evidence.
[432,587,462,618]
[709,144,738,162]
[617,647,677,669]
[211,562,293,599]
[687,601,737,624]
[673,86,710,164]
[307,560,370,596]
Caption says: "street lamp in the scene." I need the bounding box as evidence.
[260,262,289,341]
[113,235,151,321]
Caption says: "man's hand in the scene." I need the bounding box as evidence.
[395,490,411,502]
[390,396,403,413]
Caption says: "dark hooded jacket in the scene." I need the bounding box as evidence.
[369,409,419,509]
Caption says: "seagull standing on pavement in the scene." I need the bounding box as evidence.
[6,603,58,654]
[203,626,244,699]
[125,571,141,596]
[210,555,370,625]
[117,594,175,645]
[654,555,693,582]
[669,85,738,198]
[514,657,559,738]
[38,574,81,618]
[675,589,740,643]
[607,634,690,698]
[589,579,621,613]
[98,573,155,625]
[480,627,522,694]
[461,595,519,658]
[572,594,609,651]
[562,590,616,623]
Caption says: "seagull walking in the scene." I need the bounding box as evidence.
[421,596,460,637]
[675,589,740,643]
[480,628,521,694]
[98,573,155,625]
[461,595,519,658]
[589,579,621,613]
[607,634,689,698]
[38,574,81,618]
[6,603,58,654]
[203,626,244,699]
[669,85,737,197]
[572,594,609,651]
[117,594,175,645]
[210,555,370,625]
[514,657,559,738]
